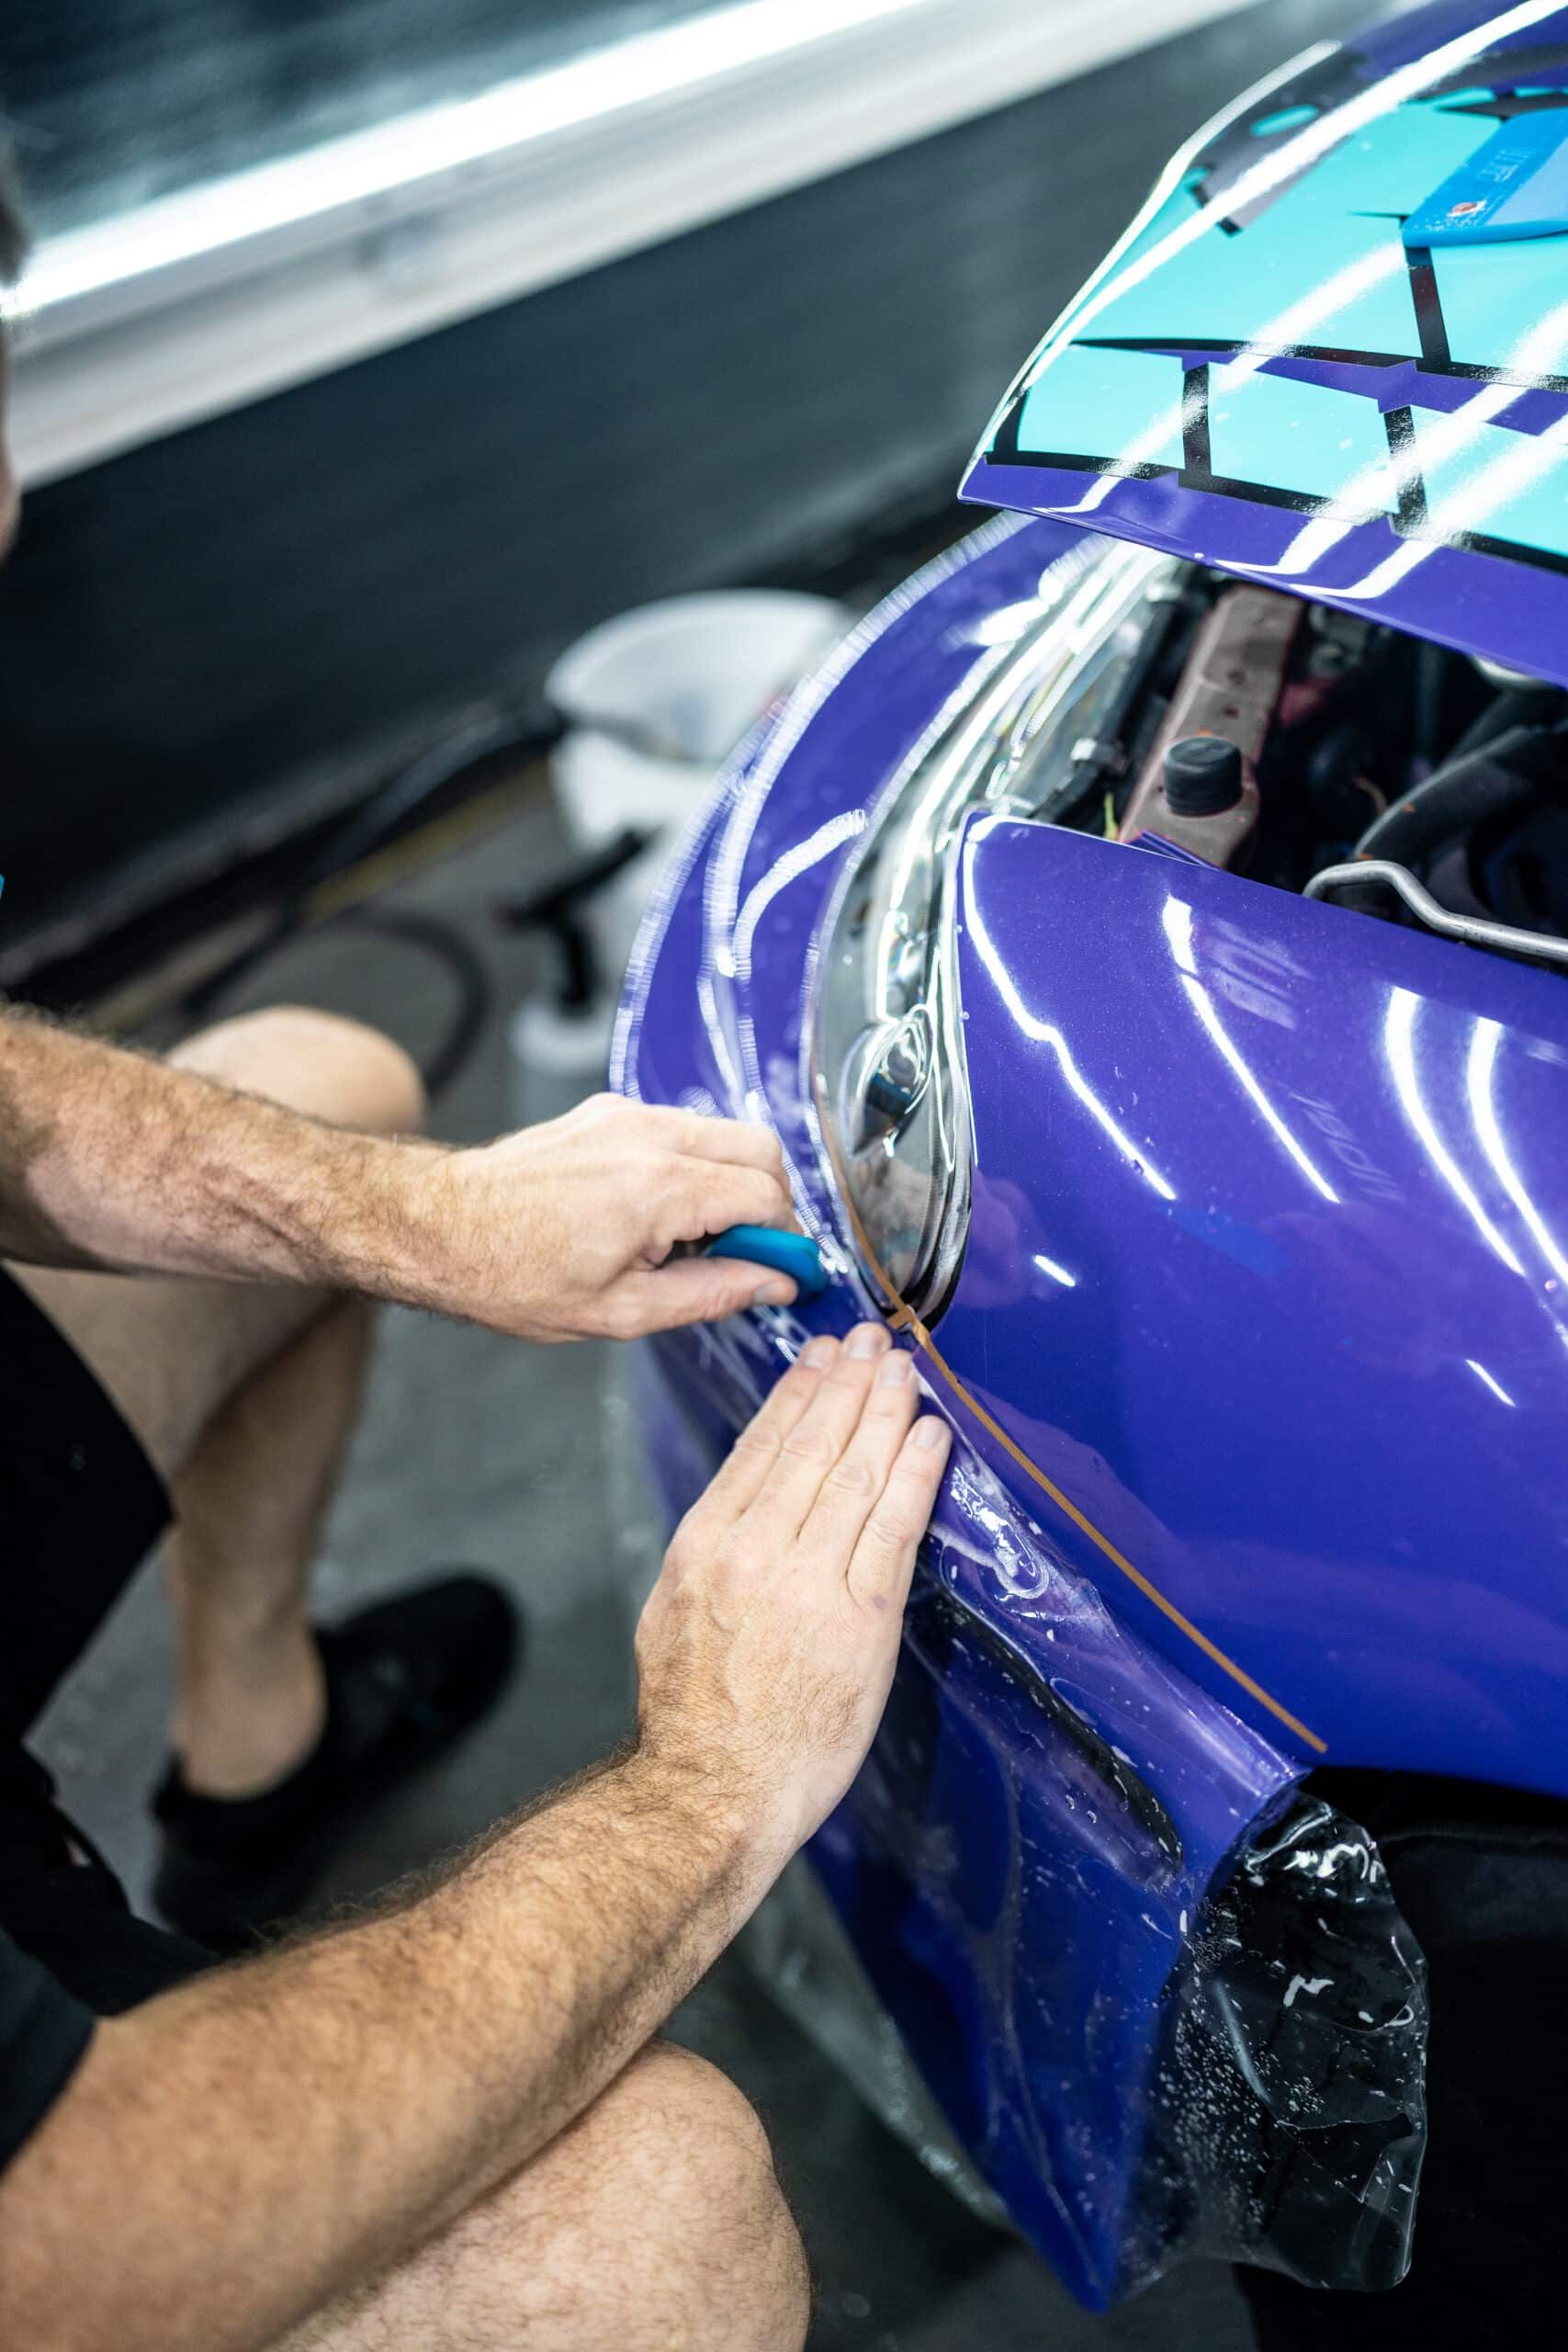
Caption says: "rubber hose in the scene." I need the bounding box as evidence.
[1449,686,1559,765]
[1353,722,1563,870]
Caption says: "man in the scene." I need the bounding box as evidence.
[0,198,953,2351]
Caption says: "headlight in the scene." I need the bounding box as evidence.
[814,537,1181,1323]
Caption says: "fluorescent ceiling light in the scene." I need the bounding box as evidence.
[20,0,925,316]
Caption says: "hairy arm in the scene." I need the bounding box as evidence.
[0,1329,949,2352]
[0,1008,799,1335]
[0,1753,767,2352]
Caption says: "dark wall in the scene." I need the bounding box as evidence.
[0,0,1369,960]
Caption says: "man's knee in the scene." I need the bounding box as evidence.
[290,2046,808,2352]
[169,1006,427,1138]
[502,2043,807,2352]
[577,2043,807,2349]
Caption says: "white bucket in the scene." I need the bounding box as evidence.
[547,590,851,984]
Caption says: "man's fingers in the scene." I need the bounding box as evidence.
[682,1333,842,1526]
[664,1160,795,1244]
[846,1414,952,1612]
[609,1253,797,1338]
[797,1347,922,1557]
[743,1322,892,1537]
[674,1114,791,1179]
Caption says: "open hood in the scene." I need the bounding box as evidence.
[963,3,1568,691]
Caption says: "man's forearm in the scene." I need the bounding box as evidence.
[0,1751,777,2352]
[0,1011,800,1341]
[0,1008,433,1294]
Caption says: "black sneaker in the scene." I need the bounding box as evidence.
[151,1572,520,1955]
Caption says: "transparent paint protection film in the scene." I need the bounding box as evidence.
[805,1432,1431,2306]
[813,538,1180,1323]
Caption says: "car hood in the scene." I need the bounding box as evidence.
[931,813,1568,1792]
[963,2,1568,688]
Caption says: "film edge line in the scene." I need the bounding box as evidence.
[820,1136,1327,1755]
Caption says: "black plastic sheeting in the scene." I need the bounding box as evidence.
[1138,1795,1427,2296]
[1241,1781,1568,2351]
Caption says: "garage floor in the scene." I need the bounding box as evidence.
[31,785,1256,2351]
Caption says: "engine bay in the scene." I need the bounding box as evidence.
[1049,564,1568,971]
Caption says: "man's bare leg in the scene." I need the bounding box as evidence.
[9,1004,426,1795]
[165,1293,376,1793]
[280,2043,810,2352]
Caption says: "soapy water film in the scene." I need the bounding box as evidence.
[625,1320,1428,2301]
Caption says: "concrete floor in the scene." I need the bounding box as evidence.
[32,787,1255,2351]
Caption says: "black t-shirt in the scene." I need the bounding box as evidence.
[0,1921,96,2174]
[1,1269,175,2172]
[0,1270,170,1743]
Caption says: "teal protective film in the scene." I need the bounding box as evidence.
[1433,239,1568,375]
[1049,181,1203,351]
[1251,104,1321,138]
[1413,408,1568,561]
[1015,344,1185,467]
[1082,202,1419,359]
[1045,103,1488,365]
[1302,98,1490,217]
[1208,366,1391,504]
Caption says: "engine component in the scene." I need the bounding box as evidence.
[1164,733,1243,818]
[1351,721,1566,870]
[1304,859,1568,968]
[1118,586,1296,866]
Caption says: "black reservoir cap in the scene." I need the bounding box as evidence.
[1165,733,1243,817]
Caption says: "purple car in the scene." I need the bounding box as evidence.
[615,4,1568,2339]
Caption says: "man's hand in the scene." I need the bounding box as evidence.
[412,1094,802,1341]
[0,1323,949,2352]
[0,1010,799,1343]
[636,1321,952,1863]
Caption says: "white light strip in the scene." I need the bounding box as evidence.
[18,0,921,320]
[1033,1251,1078,1288]
[8,0,1266,483]
[1466,1357,1517,1407]
[1179,970,1340,1204]
[1162,893,1338,1201]
[965,827,1178,1201]
[1466,1015,1568,1286]
[1386,987,1524,1276]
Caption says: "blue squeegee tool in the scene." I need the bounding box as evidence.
[705,1226,829,1297]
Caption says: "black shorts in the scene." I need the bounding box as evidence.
[0,1268,209,2175]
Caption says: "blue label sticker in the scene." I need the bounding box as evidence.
[1405,107,1568,246]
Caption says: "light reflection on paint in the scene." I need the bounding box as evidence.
[1033,1251,1078,1288]
[1466,1358,1517,1407]
[1217,289,1568,593]
[729,808,866,981]
[1386,987,1525,1274]
[1467,1014,1568,1285]
[1344,296,1568,599]
[966,840,1177,1202]
[1161,898,1339,1203]
[969,598,1051,648]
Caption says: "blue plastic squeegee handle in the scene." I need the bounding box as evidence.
[705,1226,829,1297]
